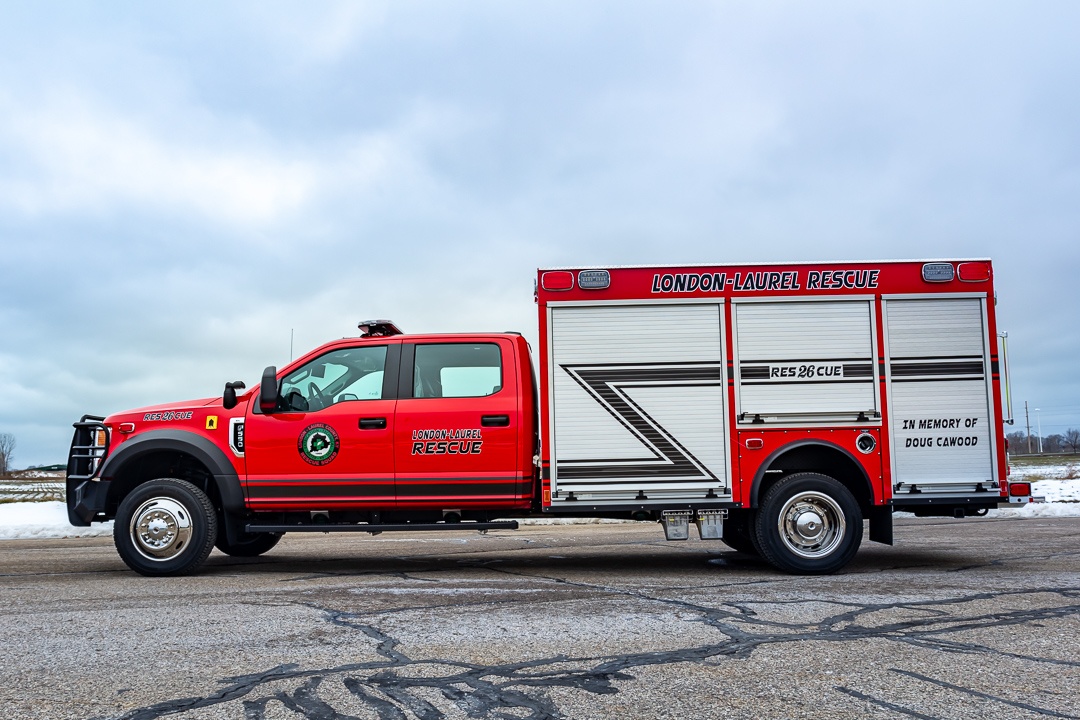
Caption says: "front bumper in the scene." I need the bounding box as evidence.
[66,415,110,525]
[66,479,111,526]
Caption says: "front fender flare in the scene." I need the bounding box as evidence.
[99,429,245,514]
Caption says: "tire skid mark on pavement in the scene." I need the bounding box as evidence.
[109,586,1080,720]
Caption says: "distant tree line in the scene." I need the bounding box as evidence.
[1006,428,1080,455]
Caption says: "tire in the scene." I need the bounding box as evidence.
[753,473,862,574]
[215,530,282,557]
[721,510,760,556]
[114,478,217,577]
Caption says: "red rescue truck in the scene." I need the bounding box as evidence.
[67,259,1027,576]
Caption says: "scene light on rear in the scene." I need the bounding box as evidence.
[577,270,611,289]
[921,263,955,282]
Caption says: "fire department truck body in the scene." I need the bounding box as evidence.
[67,259,1025,576]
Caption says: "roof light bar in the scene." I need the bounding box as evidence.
[357,320,403,337]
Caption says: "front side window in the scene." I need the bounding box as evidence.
[279,346,387,412]
[413,343,502,398]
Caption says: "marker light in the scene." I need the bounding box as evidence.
[957,262,991,282]
[922,263,955,282]
[1009,482,1031,497]
[541,271,574,291]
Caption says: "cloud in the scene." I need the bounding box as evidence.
[0,91,318,226]
[231,0,391,65]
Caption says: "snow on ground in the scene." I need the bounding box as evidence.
[0,503,631,540]
[8,470,65,479]
[0,502,113,540]
[989,462,1080,518]
[1010,461,1080,481]
[0,464,1076,540]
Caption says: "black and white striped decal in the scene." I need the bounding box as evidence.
[890,355,985,382]
[557,362,723,484]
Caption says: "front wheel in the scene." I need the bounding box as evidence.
[753,473,862,574]
[114,478,217,576]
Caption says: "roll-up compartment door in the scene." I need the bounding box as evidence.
[548,303,728,500]
[734,300,877,422]
[885,298,996,493]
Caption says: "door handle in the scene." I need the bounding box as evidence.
[481,414,510,427]
[359,417,387,430]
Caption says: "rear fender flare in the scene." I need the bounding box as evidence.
[748,439,874,509]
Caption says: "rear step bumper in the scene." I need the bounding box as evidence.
[245,521,519,534]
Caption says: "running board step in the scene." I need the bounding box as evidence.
[245,521,519,534]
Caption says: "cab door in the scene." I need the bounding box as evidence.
[393,338,527,512]
[243,342,399,511]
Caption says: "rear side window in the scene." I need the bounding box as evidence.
[413,343,502,398]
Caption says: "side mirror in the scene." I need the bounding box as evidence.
[222,380,246,410]
[259,366,278,413]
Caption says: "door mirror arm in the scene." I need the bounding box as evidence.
[223,380,246,410]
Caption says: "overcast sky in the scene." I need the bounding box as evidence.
[1,2,1078,467]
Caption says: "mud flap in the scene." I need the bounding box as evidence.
[868,506,893,545]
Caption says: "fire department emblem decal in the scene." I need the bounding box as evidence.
[298,423,339,466]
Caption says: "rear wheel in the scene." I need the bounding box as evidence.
[114,478,217,577]
[753,473,862,574]
[215,530,282,557]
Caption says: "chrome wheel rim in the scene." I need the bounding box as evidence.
[129,497,193,562]
[777,491,846,559]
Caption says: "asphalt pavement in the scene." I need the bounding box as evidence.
[0,516,1078,720]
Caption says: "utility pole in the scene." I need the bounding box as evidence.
[1036,408,1043,453]
[1024,401,1032,454]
